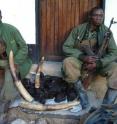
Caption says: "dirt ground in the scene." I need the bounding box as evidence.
[1,107,82,124]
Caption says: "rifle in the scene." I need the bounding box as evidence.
[82,18,117,89]
[97,18,117,58]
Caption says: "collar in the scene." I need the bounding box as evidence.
[88,23,102,32]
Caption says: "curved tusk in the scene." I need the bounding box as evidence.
[20,100,80,111]
[9,50,34,102]
[14,80,34,102]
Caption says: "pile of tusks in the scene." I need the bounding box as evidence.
[9,51,80,111]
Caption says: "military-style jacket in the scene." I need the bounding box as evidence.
[63,23,117,68]
[0,21,32,78]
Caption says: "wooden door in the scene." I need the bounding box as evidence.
[39,0,102,61]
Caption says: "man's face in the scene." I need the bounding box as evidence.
[91,9,104,26]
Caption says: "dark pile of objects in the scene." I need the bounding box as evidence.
[22,73,77,104]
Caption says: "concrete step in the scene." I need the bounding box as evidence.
[26,61,62,78]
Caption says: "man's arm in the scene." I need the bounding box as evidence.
[12,28,29,65]
[63,27,83,58]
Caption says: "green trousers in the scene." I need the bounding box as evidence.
[62,57,117,89]
[0,60,19,101]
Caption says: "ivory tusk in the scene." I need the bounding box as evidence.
[20,100,80,111]
[9,50,34,102]
[15,80,34,102]
[35,56,44,88]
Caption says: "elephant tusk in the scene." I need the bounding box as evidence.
[20,100,80,111]
[9,50,34,102]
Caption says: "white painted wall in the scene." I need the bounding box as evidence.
[0,0,116,45]
[0,0,35,44]
[105,0,117,44]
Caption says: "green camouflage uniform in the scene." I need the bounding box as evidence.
[0,21,32,101]
[62,23,117,89]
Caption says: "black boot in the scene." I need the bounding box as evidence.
[103,88,117,104]
[74,80,89,109]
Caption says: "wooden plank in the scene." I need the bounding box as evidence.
[40,0,47,57]
[91,0,99,8]
[71,0,76,28]
[66,0,72,34]
[44,55,64,61]
[75,0,80,26]
[59,0,67,55]
[58,0,63,53]
[88,0,97,11]
[62,0,67,39]
[50,0,55,54]
[97,0,101,6]
[46,0,51,55]
[83,0,89,21]
[79,0,84,23]
[54,0,59,55]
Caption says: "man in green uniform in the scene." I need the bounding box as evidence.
[0,10,32,102]
[62,7,117,109]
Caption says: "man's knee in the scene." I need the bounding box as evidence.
[63,57,76,65]
[105,62,117,89]
[62,57,81,83]
[63,57,82,68]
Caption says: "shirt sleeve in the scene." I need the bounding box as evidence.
[63,27,83,58]
[13,28,29,65]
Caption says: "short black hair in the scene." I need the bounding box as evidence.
[89,6,103,16]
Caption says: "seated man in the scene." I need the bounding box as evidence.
[62,7,117,109]
[0,10,32,103]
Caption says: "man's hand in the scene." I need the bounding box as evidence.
[84,62,96,71]
[82,56,97,64]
